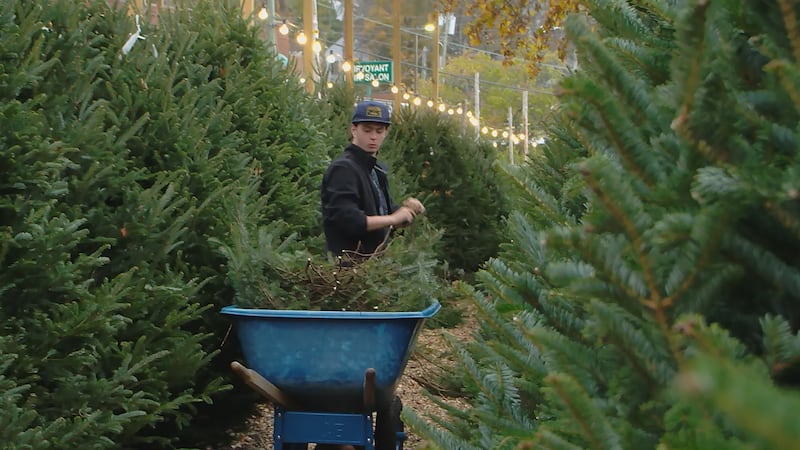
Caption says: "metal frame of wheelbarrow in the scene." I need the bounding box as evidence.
[222,302,440,450]
[231,362,404,449]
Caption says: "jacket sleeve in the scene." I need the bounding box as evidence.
[321,161,368,238]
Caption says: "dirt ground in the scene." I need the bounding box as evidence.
[217,307,476,450]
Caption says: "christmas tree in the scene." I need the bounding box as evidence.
[0,0,333,446]
[406,0,800,448]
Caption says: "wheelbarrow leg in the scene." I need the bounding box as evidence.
[374,396,404,450]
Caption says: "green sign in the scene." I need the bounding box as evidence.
[353,61,393,84]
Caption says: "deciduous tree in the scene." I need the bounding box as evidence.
[440,0,580,75]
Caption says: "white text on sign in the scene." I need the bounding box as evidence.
[353,61,393,84]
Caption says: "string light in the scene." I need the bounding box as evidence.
[390,86,528,143]
[252,12,526,144]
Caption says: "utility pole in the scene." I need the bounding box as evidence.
[303,0,314,93]
[344,0,353,88]
[242,0,253,19]
[266,0,276,51]
[441,13,452,68]
[508,106,514,165]
[392,0,401,112]
[431,11,439,102]
[522,90,529,160]
[474,72,480,138]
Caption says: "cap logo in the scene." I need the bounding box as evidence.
[365,105,383,118]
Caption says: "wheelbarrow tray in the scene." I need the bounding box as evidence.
[221,301,440,412]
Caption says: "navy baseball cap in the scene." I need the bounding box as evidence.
[351,101,391,125]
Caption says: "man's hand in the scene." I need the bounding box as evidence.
[391,206,417,227]
[402,197,425,215]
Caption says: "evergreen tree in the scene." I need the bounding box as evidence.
[383,106,509,274]
[0,0,333,447]
[406,0,800,448]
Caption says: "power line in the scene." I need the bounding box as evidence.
[314,2,567,91]
[319,34,553,96]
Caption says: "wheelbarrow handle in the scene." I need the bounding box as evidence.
[230,361,302,410]
[363,368,376,411]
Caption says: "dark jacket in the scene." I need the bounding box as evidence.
[321,144,398,256]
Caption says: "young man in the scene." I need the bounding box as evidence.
[317,101,423,449]
[321,100,425,260]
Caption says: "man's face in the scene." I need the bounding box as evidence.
[351,122,388,156]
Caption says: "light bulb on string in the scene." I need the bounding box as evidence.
[296,32,307,45]
[413,97,422,106]
[279,21,289,35]
[426,100,434,108]
[371,79,379,87]
[326,50,336,64]
[390,85,399,94]
[258,5,268,20]
[438,103,446,112]
[402,92,410,100]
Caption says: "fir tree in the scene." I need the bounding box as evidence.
[406,0,800,448]
[0,0,334,447]
[382,107,509,274]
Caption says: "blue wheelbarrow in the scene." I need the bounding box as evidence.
[221,301,441,450]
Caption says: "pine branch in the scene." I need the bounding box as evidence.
[759,314,800,377]
[588,300,675,387]
[541,372,624,450]
[778,0,800,65]
[676,324,800,449]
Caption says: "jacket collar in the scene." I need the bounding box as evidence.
[345,144,378,171]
